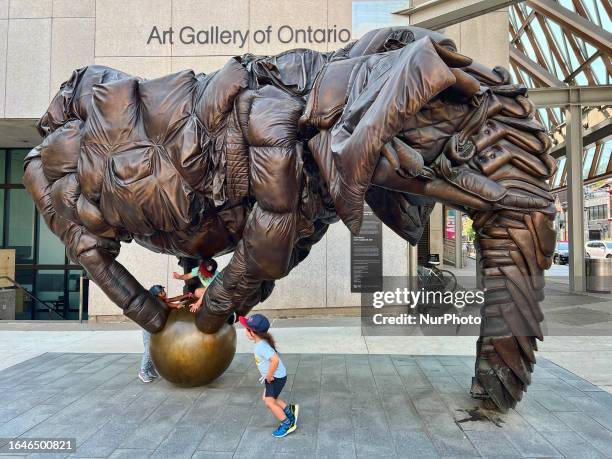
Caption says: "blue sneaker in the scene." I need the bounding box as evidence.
[138,371,153,383]
[272,419,296,438]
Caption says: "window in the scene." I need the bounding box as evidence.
[583,146,595,179]
[7,189,35,263]
[0,149,87,320]
[552,156,566,188]
[587,204,608,221]
[37,213,66,265]
[596,141,611,176]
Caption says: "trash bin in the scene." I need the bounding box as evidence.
[585,258,612,293]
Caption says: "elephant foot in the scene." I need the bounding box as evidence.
[471,335,539,412]
[196,308,234,334]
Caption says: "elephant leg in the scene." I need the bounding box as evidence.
[23,148,169,332]
[470,209,555,411]
[196,86,306,333]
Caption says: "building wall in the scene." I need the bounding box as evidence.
[0,1,508,321]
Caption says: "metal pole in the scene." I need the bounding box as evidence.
[455,211,463,269]
[79,276,84,323]
[566,104,585,292]
[408,243,418,291]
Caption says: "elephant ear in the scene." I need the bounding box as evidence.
[329,37,459,235]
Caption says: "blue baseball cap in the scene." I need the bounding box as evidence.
[149,285,165,296]
[239,314,270,333]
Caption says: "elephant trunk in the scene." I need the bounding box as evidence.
[470,208,555,411]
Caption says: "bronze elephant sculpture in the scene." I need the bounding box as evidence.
[24,26,557,412]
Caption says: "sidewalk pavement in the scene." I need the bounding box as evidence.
[1,351,612,458]
[1,318,612,394]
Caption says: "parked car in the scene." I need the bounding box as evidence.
[553,241,569,265]
[585,241,612,258]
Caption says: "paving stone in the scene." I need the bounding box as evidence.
[226,387,261,407]
[415,356,448,378]
[71,420,138,457]
[537,378,586,398]
[410,388,449,414]
[1,353,611,458]
[502,428,562,457]
[191,453,233,459]
[392,429,439,458]
[422,412,481,457]
[555,412,612,455]
[316,428,356,458]
[118,396,191,450]
[225,354,252,373]
[563,378,604,392]
[368,355,398,376]
[347,362,376,394]
[390,355,416,366]
[107,448,153,459]
[427,429,480,457]
[465,430,521,457]
[321,354,347,375]
[351,398,388,431]
[234,426,278,457]
[274,420,317,454]
[150,424,206,458]
[354,426,397,457]
[321,373,350,392]
[374,374,404,394]
[395,365,432,389]
[586,390,612,410]
[530,390,583,413]
[273,452,320,459]
[383,394,423,431]
[427,375,465,395]
[196,405,250,452]
[279,354,300,375]
[0,404,61,438]
[204,372,240,389]
[540,430,606,458]
[289,355,321,390]
[514,396,574,431]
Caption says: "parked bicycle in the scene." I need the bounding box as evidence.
[417,254,457,293]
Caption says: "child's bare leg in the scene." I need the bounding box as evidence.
[264,397,287,421]
[189,288,206,312]
[275,398,287,410]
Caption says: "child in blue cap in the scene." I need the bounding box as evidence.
[240,313,299,437]
[139,285,192,383]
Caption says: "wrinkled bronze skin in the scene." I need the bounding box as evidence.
[150,308,236,386]
[23,26,557,411]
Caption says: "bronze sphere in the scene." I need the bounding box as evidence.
[150,308,236,386]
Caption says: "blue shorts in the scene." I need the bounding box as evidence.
[264,376,287,398]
